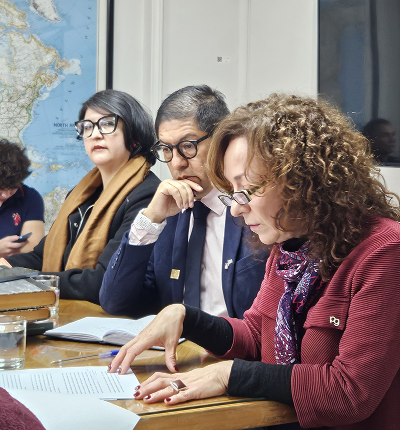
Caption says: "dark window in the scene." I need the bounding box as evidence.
[319,0,400,165]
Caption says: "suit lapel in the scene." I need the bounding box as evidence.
[170,209,191,302]
[222,208,243,317]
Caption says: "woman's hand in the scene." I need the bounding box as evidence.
[134,361,234,405]
[0,258,12,267]
[0,236,26,258]
[109,304,186,374]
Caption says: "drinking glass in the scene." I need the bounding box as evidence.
[0,315,27,369]
[31,275,60,318]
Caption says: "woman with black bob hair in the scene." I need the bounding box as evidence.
[77,89,156,164]
[5,89,160,304]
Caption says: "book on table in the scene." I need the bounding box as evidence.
[0,306,51,322]
[44,316,185,348]
[0,266,56,313]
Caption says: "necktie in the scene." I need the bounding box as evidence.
[184,201,211,308]
[170,208,191,303]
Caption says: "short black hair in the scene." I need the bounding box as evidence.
[362,118,392,139]
[79,89,156,165]
[155,85,229,137]
[0,139,31,189]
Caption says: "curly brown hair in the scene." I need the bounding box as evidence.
[0,139,31,189]
[208,94,400,280]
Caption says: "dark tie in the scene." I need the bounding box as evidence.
[184,201,211,308]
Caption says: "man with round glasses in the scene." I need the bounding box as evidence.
[151,131,211,163]
[100,85,269,319]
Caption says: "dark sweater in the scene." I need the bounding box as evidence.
[182,305,293,406]
[6,172,160,304]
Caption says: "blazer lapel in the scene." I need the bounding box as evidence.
[222,208,242,316]
[170,209,191,303]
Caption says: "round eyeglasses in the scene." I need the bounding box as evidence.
[218,183,266,207]
[75,114,119,138]
[151,132,211,163]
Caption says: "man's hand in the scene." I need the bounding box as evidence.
[0,236,27,259]
[143,179,203,224]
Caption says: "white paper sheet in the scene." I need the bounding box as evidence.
[0,366,138,400]
[7,389,140,430]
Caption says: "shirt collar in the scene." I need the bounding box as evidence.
[0,186,23,210]
[198,187,225,217]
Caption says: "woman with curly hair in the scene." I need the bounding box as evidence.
[109,94,400,429]
[0,139,44,257]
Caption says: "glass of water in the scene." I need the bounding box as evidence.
[31,275,60,318]
[0,315,27,369]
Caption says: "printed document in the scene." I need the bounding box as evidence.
[0,366,138,400]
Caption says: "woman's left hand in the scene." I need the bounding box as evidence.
[134,361,234,405]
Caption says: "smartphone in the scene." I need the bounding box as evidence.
[14,232,32,243]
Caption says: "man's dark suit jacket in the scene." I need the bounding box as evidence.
[100,207,269,319]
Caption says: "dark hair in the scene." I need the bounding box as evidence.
[208,94,400,281]
[79,89,156,165]
[155,85,229,136]
[0,139,31,189]
[362,118,392,140]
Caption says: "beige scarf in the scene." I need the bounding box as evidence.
[42,156,150,272]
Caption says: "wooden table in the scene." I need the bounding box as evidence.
[25,300,298,430]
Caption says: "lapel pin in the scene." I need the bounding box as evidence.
[329,316,340,327]
[224,259,233,270]
[170,269,180,279]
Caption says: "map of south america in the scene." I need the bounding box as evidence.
[0,0,96,231]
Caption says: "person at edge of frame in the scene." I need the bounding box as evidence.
[0,138,45,258]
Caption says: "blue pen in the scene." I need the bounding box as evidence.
[50,349,119,364]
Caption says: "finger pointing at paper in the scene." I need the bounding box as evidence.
[108,304,186,375]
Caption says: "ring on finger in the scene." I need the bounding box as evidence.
[170,379,187,393]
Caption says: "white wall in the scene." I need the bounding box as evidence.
[379,166,400,198]
[111,0,317,181]
[109,0,400,197]
[113,0,318,108]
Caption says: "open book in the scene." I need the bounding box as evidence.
[44,316,185,348]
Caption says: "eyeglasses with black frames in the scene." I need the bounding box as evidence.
[218,182,267,207]
[75,114,119,139]
[151,132,211,163]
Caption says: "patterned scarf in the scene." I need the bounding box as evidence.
[274,240,325,364]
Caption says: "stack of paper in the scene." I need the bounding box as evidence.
[7,390,140,430]
[1,366,141,430]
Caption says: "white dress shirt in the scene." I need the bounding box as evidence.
[129,188,228,316]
